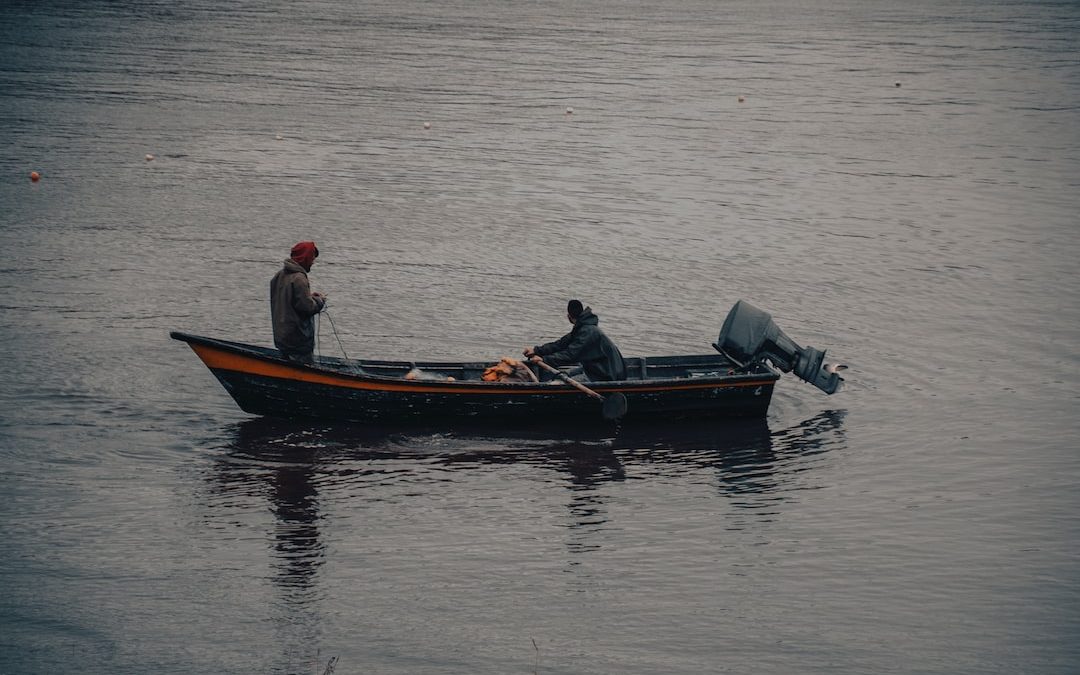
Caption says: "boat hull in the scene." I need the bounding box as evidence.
[173,332,778,424]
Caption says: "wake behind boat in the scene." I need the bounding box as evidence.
[171,300,844,424]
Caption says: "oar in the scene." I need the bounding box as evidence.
[531,359,628,421]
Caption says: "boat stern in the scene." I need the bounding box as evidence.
[714,300,844,395]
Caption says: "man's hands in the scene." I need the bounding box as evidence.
[522,346,536,358]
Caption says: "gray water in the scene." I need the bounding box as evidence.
[2,0,1079,673]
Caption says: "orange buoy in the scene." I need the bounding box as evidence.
[30,171,40,182]
[145,154,154,161]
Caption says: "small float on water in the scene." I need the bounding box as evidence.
[171,300,844,424]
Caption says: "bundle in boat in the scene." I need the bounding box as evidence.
[481,357,539,383]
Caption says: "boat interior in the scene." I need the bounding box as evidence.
[313,353,773,383]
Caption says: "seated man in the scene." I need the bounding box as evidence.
[523,299,627,382]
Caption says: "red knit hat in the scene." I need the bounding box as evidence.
[290,241,319,271]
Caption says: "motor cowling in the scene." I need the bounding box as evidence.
[714,300,843,395]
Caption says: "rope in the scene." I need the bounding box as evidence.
[322,306,350,361]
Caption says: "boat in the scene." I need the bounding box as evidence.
[171,300,844,424]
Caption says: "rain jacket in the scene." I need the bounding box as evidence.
[534,308,627,381]
[270,259,325,356]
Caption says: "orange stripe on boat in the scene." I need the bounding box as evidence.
[189,343,773,395]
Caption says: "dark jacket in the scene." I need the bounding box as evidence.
[534,308,627,381]
[270,259,325,356]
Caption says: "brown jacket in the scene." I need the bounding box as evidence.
[270,259,324,356]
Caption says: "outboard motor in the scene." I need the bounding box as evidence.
[714,300,844,395]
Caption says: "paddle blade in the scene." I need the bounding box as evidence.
[602,393,628,421]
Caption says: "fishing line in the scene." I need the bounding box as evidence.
[322,307,350,361]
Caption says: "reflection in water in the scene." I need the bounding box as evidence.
[203,422,335,672]
[209,423,328,597]
[545,412,845,553]
[618,410,848,507]
[266,455,323,592]
[199,412,844,665]
[541,444,627,556]
[205,411,846,561]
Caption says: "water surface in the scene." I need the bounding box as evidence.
[1,0,1078,673]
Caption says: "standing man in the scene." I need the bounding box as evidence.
[524,299,627,381]
[270,241,325,364]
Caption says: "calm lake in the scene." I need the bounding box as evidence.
[1,0,1078,673]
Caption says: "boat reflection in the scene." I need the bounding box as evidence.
[204,410,846,575]
[211,410,848,500]
[200,410,844,664]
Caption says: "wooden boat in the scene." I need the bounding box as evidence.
[171,331,779,423]
[171,300,843,425]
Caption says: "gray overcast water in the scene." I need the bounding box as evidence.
[1,0,1078,673]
